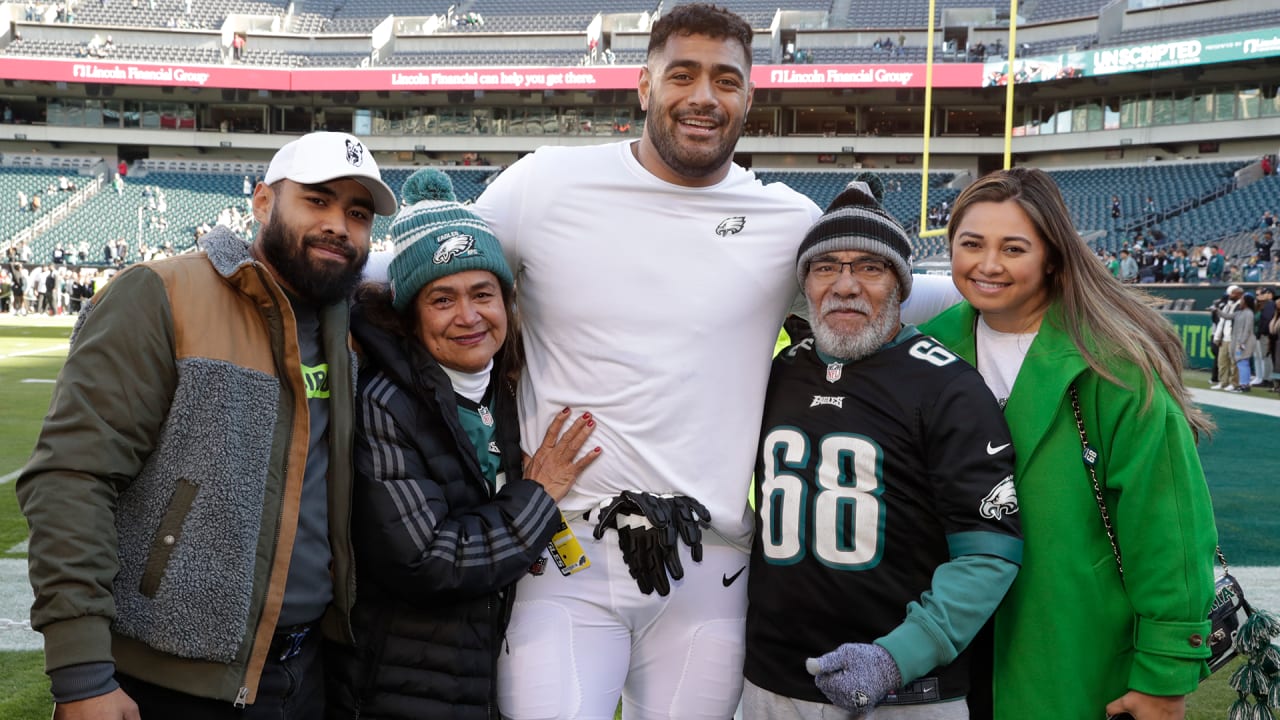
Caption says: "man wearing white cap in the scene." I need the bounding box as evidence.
[18,131,396,719]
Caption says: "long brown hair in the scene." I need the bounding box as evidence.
[947,167,1213,436]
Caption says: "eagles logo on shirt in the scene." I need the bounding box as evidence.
[979,475,1019,520]
[715,216,746,236]
[433,231,477,264]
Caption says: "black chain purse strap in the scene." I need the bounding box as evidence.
[1068,384,1230,578]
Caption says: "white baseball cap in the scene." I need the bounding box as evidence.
[263,132,397,215]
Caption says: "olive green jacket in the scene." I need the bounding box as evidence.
[18,228,356,705]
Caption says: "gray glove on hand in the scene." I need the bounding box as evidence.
[806,643,903,717]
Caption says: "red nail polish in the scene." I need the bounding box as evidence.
[587,420,595,427]
[583,412,591,419]
[594,446,602,453]
[561,407,570,415]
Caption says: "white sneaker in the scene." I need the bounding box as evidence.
[1210,383,1224,389]
[1223,385,1236,391]
[1250,378,1263,386]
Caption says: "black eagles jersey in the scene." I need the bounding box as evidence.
[745,328,1021,704]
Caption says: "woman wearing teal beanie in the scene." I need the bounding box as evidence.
[327,169,602,719]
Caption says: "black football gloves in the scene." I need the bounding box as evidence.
[592,491,711,596]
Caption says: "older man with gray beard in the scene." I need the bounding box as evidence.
[743,181,1023,720]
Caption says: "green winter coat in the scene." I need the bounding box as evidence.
[921,301,1216,720]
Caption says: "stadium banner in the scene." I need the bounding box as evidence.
[0,59,981,92]
[0,58,292,90]
[983,24,1280,86]
[290,66,641,91]
[291,64,982,92]
[756,64,980,89]
[1166,310,1215,370]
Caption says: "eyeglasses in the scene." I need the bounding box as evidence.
[807,258,891,282]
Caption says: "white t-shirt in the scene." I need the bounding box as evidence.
[974,315,1037,408]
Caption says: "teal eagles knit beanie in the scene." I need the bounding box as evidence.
[387,168,514,312]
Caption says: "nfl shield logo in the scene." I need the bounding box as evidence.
[479,406,494,427]
[826,362,843,383]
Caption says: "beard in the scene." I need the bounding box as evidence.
[645,104,744,180]
[808,291,902,362]
[258,209,368,306]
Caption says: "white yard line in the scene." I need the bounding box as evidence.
[1189,388,1280,417]
[2,343,66,484]
[0,558,39,651]
[1231,566,1280,618]
[0,343,69,361]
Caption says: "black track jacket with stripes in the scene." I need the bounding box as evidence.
[326,300,562,720]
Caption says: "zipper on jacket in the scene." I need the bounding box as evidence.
[489,594,500,720]
[257,269,295,555]
[244,264,296,703]
[266,294,293,591]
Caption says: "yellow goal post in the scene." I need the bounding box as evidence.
[916,0,1019,239]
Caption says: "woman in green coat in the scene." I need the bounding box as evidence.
[920,168,1217,720]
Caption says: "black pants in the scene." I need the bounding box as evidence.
[116,625,323,719]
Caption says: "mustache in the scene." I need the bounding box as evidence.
[304,235,358,260]
[820,297,873,315]
[675,109,724,125]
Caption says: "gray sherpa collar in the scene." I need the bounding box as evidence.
[198,226,255,279]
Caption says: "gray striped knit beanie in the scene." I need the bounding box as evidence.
[387,168,513,312]
[796,179,913,299]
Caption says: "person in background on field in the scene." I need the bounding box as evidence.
[1258,286,1276,389]
[1225,292,1257,393]
[10,262,27,315]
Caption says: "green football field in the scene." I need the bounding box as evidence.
[0,314,1275,719]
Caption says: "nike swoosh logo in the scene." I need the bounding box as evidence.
[986,442,1010,455]
[722,566,746,587]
